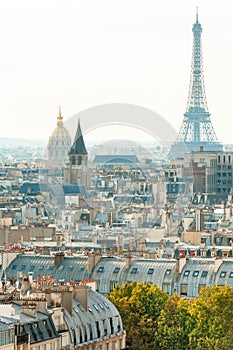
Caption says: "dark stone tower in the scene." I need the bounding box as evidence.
[64,119,90,188]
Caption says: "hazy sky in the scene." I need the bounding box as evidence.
[1,0,233,143]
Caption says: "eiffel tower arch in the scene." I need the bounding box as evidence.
[170,11,222,158]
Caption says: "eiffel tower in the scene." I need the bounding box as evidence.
[170,11,222,158]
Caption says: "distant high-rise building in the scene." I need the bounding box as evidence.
[64,118,90,188]
[170,11,222,158]
[47,107,71,163]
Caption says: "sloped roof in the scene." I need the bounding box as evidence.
[64,288,123,347]
[69,119,87,155]
[93,155,139,164]
[50,184,89,199]
[6,255,89,283]
[18,182,49,195]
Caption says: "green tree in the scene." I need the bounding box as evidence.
[189,285,233,350]
[108,281,168,349]
[155,293,194,350]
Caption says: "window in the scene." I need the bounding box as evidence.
[184,270,190,277]
[130,267,138,274]
[97,267,104,273]
[38,266,44,271]
[148,268,154,275]
[110,281,117,291]
[201,271,208,277]
[180,284,188,296]
[229,272,233,278]
[165,269,171,275]
[162,283,170,294]
[193,271,199,277]
[103,301,109,308]
[220,271,226,277]
[93,304,99,311]
[113,267,120,274]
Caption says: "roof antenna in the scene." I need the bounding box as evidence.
[196,6,199,23]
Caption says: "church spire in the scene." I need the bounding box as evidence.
[69,118,87,155]
[57,106,63,126]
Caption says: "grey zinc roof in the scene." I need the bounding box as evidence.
[64,288,123,348]
[121,259,177,288]
[178,258,216,297]
[0,303,59,344]
[214,259,233,287]
[92,257,177,294]
[6,255,89,283]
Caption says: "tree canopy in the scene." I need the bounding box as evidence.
[108,282,233,350]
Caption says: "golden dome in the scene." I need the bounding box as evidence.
[50,107,71,140]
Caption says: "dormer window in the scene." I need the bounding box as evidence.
[220,271,226,278]
[97,267,104,273]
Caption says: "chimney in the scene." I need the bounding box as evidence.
[195,209,204,231]
[61,289,73,315]
[176,256,187,273]
[214,257,223,273]
[35,298,48,314]
[54,252,65,267]
[87,252,101,273]
[73,285,88,311]
[125,254,133,268]
[22,301,37,317]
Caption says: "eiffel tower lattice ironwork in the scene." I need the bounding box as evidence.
[170,11,222,157]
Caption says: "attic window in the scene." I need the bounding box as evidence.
[97,267,104,273]
[38,266,44,271]
[201,271,208,277]
[130,268,138,274]
[99,303,104,310]
[93,304,99,311]
[29,265,35,271]
[148,268,154,275]
[184,270,190,277]
[165,269,171,275]
[193,271,199,277]
[69,266,74,270]
[229,272,233,278]
[78,304,85,312]
[12,265,17,270]
[103,301,109,309]
[58,265,64,271]
[113,267,120,274]
[88,307,93,312]
[220,271,226,277]
[21,265,26,271]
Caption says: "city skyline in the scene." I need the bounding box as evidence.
[1,1,233,143]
